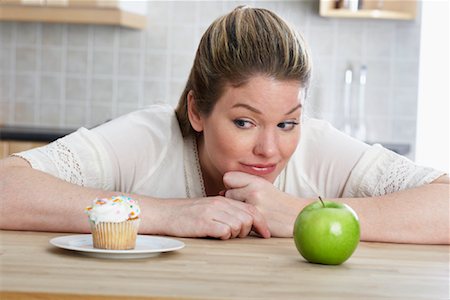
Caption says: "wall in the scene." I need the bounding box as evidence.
[0,0,422,158]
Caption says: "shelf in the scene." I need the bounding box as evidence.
[0,2,147,29]
[320,8,415,20]
[319,0,417,21]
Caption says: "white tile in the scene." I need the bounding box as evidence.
[15,74,36,100]
[143,80,167,105]
[364,86,391,117]
[65,77,87,101]
[42,24,64,46]
[0,23,14,46]
[65,104,86,127]
[0,75,11,101]
[15,23,38,46]
[198,1,225,25]
[364,27,394,59]
[38,103,61,126]
[391,118,417,143]
[392,60,419,88]
[117,80,139,104]
[118,51,141,77]
[144,53,167,78]
[66,50,88,74]
[89,104,112,127]
[336,25,363,59]
[145,23,168,50]
[0,47,12,72]
[170,53,195,80]
[92,50,114,75]
[15,47,37,72]
[170,25,197,54]
[67,25,89,47]
[394,28,420,60]
[392,87,418,118]
[119,28,143,49]
[0,102,10,123]
[93,25,117,48]
[91,78,113,103]
[364,59,392,88]
[41,48,63,73]
[306,27,335,57]
[146,0,170,25]
[40,75,62,101]
[364,116,392,143]
[170,1,198,25]
[14,101,36,125]
[169,80,186,107]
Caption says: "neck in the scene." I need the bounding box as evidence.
[196,135,225,196]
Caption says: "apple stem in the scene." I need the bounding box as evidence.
[318,196,325,208]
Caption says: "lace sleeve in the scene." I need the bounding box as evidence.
[12,128,114,190]
[343,144,446,197]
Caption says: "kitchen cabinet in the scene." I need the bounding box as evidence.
[320,0,417,20]
[0,0,147,29]
[0,141,47,159]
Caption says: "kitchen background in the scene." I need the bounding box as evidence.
[0,0,421,159]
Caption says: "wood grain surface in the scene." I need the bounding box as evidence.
[0,230,448,299]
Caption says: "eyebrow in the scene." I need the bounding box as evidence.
[232,103,302,115]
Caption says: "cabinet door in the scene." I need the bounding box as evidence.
[0,142,8,159]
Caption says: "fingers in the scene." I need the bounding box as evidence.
[224,198,271,239]
[204,198,270,239]
[212,210,252,239]
[223,171,258,190]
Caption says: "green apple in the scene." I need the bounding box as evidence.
[293,197,360,265]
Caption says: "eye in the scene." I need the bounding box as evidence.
[277,121,299,131]
[233,119,254,129]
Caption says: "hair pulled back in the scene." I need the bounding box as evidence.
[175,6,312,137]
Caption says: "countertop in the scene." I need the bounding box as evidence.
[0,230,448,299]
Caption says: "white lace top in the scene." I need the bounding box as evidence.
[14,104,444,199]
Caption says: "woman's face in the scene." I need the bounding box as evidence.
[193,75,303,189]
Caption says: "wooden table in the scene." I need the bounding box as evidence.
[0,230,449,299]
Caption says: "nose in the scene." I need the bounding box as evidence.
[253,128,279,158]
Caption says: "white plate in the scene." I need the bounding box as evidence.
[50,234,185,259]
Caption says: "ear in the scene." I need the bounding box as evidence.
[187,90,204,133]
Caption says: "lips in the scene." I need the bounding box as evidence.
[240,163,277,176]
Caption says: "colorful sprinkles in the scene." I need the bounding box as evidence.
[85,196,140,220]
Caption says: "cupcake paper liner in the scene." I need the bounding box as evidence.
[89,219,140,250]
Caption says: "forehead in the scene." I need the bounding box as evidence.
[216,76,303,110]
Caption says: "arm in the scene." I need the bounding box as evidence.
[223,171,450,244]
[0,157,270,239]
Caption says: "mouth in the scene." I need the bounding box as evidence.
[239,163,277,176]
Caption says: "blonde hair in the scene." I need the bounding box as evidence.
[175,6,312,137]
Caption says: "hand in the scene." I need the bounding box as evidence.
[223,171,305,237]
[157,196,271,240]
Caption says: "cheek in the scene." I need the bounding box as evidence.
[204,123,246,161]
[280,131,301,158]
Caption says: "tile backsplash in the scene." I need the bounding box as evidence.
[0,0,421,158]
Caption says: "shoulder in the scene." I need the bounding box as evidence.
[301,117,344,141]
[92,104,181,141]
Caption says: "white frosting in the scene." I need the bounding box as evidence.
[85,196,140,225]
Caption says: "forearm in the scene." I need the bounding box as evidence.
[284,183,449,244]
[0,163,167,234]
[0,159,270,239]
[338,183,449,244]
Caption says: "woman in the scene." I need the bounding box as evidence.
[0,7,448,244]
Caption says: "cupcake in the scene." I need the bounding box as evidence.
[85,196,141,250]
